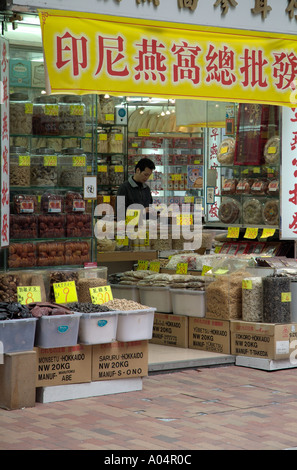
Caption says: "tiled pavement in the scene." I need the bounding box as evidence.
[1,365,297,450]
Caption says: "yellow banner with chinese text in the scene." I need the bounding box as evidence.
[39,9,297,106]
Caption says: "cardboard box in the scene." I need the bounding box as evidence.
[188,317,231,354]
[150,313,189,348]
[230,321,297,360]
[0,351,36,410]
[35,344,92,387]
[92,340,148,381]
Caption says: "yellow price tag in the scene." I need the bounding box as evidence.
[73,156,86,167]
[184,196,194,203]
[242,280,253,290]
[126,209,140,226]
[176,263,188,274]
[261,228,276,239]
[214,246,222,253]
[115,134,123,141]
[70,105,84,116]
[202,265,212,276]
[90,285,113,304]
[145,231,150,246]
[253,167,261,174]
[53,281,78,304]
[19,155,31,167]
[105,113,114,121]
[98,165,108,173]
[244,227,259,239]
[138,128,150,137]
[99,133,108,141]
[44,155,57,166]
[45,104,58,116]
[177,214,193,226]
[227,227,240,238]
[137,260,149,270]
[25,102,33,114]
[17,286,41,305]
[281,292,291,302]
[115,165,124,173]
[149,261,160,273]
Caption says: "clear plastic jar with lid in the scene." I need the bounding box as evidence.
[97,95,115,125]
[108,128,124,153]
[109,157,124,186]
[59,95,86,136]
[97,158,109,185]
[10,92,33,134]
[32,95,59,135]
[59,147,87,187]
[30,147,58,186]
[10,146,31,187]
[97,129,108,153]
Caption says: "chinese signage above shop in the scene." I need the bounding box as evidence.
[39,9,297,106]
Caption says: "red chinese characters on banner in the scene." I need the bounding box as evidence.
[288,108,297,234]
[0,38,9,246]
[53,29,297,92]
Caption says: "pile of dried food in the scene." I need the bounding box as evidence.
[0,302,32,320]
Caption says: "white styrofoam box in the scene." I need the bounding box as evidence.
[34,313,81,348]
[78,311,118,344]
[235,355,297,371]
[36,378,143,403]
[170,288,205,317]
[110,284,140,302]
[139,286,172,313]
[116,308,155,342]
[0,318,37,353]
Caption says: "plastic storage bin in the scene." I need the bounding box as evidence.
[110,284,140,303]
[78,311,118,344]
[0,318,37,353]
[139,286,172,313]
[116,308,155,342]
[34,313,81,348]
[170,288,206,317]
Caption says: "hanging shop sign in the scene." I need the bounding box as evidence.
[0,37,9,248]
[39,9,297,106]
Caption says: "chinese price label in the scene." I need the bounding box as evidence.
[227,227,240,238]
[201,265,212,276]
[17,286,41,305]
[19,155,31,166]
[137,260,149,271]
[177,214,193,226]
[53,281,78,304]
[242,280,253,290]
[90,285,113,304]
[281,292,291,303]
[126,209,140,226]
[149,261,160,273]
[176,263,188,274]
[261,228,276,239]
[244,227,259,239]
[138,128,150,137]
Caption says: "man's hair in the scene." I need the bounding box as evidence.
[135,158,155,172]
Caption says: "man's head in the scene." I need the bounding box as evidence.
[134,158,155,184]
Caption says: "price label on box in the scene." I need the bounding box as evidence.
[19,155,31,166]
[149,261,160,273]
[53,281,78,304]
[138,128,150,137]
[227,227,240,238]
[281,292,291,302]
[202,265,212,276]
[261,228,276,239]
[176,263,188,274]
[137,260,149,271]
[17,286,41,305]
[90,286,113,304]
[242,280,253,290]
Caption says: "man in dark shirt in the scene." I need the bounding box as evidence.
[116,158,155,219]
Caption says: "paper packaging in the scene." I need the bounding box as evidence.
[230,320,297,360]
[188,317,231,354]
[35,344,92,387]
[92,341,148,381]
[150,313,189,348]
[31,60,45,87]
[10,58,31,87]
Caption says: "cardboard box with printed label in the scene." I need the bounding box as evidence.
[150,313,189,348]
[230,321,297,360]
[35,344,92,387]
[188,317,231,354]
[92,340,148,381]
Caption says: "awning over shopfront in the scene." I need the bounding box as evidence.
[39,8,297,107]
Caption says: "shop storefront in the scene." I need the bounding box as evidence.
[1,0,297,409]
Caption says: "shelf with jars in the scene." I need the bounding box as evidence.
[204,103,281,231]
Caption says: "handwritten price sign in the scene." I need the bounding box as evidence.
[137,260,149,271]
[176,263,188,274]
[90,285,113,304]
[17,286,41,305]
[53,281,78,304]
[244,227,259,239]
[227,227,240,238]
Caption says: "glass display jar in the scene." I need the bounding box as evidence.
[10,92,33,134]
[109,157,124,186]
[97,129,108,153]
[30,147,58,187]
[97,95,115,125]
[10,146,31,187]
[108,128,124,153]
[59,147,87,187]
[59,95,86,136]
[97,158,109,185]
[32,95,59,135]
